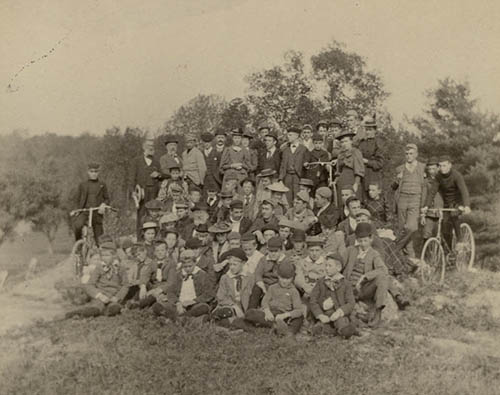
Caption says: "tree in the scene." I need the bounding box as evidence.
[164,94,227,137]
[245,50,316,130]
[0,171,63,253]
[311,41,388,118]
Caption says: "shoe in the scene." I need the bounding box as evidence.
[368,308,382,328]
[395,295,410,311]
[275,318,289,337]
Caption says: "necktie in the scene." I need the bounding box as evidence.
[245,196,249,206]
[183,273,193,281]
[267,151,271,159]
[235,276,242,292]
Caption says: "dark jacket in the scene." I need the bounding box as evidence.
[309,278,355,318]
[314,203,341,231]
[128,155,162,201]
[257,148,281,174]
[166,267,215,304]
[280,144,308,180]
[73,179,110,224]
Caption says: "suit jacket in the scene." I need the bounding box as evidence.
[166,267,214,304]
[314,203,341,231]
[257,148,281,174]
[342,246,388,282]
[238,193,257,220]
[392,161,427,213]
[128,155,162,200]
[203,146,224,188]
[159,153,182,178]
[182,147,207,186]
[74,179,110,211]
[175,216,195,241]
[216,272,255,312]
[229,216,253,235]
[309,278,355,318]
[279,144,308,180]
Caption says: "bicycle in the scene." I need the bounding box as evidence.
[305,159,338,207]
[70,205,117,276]
[419,207,475,284]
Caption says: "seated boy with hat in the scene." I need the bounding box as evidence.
[213,248,255,330]
[240,233,264,275]
[286,190,317,233]
[249,199,280,245]
[309,255,357,338]
[245,261,304,336]
[174,200,195,241]
[298,178,315,209]
[125,243,155,309]
[342,222,389,328]
[295,236,327,297]
[248,236,286,309]
[153,250,214,322]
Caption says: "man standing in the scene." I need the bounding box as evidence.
[201,132,222,194]
[252,121,271,158]
[392,143,427,256]
[421,157,443,242]
[257,130,281,174]
[280,126,308,203]
[357,117,384,196]
[129,138,163,238]
[182,134,207,191]
[301,124,314,151]
[424,156,471,249]
[71,162,110,245]
[160,135,182,178]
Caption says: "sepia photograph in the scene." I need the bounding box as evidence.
[1,1,499,394]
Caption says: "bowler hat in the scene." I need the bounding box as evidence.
[219,189,233,199]
[355,222,373,238]
[267,236,282,250]
[230,199,244,210]
[164,135,178,145]
[299,178,314,187]
[195,223,209,233]
[291,229,306,242]
[231,128,243,136]
[185,237,202,250]
[267,181,289,193]
[201,133,214,142]
[258,169,277,178]
[336,129,355,140]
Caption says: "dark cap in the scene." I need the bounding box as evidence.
[336,130,355,140]
[267,236,282,250]
[219,189,233,199]
[438,155,452,163]
[316,119,328,129]
[299,178,314,187]
[215,129,226,137]
[262,224,279,234]
[241,233,256,243]
[164,135,178,145]
[201,133,214,142]
[291,229,306,242]
[243,130,254,139]
[266,131,278,141]
[145,199,164,210]
[287,126,302,135]
[231,128,243,136]
[185,237,202,249]
[230,199,244,210]
[355,222,373,238]
[302,124,313,132]
[225,248,247,262]
[306,235,325,247]
[192,202,208,212]
[195,223,209,233]
[346,196,360,207]
[426,157,439,166]
[277,261,295,279]
[312,132,323,141]
[240,178,255,187]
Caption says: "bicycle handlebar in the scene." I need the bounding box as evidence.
[70,205,117,216]
[305,160,337,166]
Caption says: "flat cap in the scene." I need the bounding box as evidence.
[312,132,323,141]
[438,155,452,163]
[192,202,208,212]
[287,126,302,135]
[170,183,183,192]
[405,143,418,151]
[330,118,342,126]
[336,130,355,140]
[266,131,278,141]
[227,232,241,241]
[345,196,360,207]
[306,235,325,247]
[262,224,279,233]
[230,199,244,210]
[278,217,295,229]
[100,241,116,251]
[215,129,226,137]
[355,209,372,218]
[267,236,282,250]
[277,261,295,279]
[175,200,189,209]
[258,121,271,130]
[261,198,275,207]
[164,135,179,144]
[316,119,329,128]
[241,233,256,243]
[180,249,196,261]
[225,248,247,261]
[426,157,439,166]
[295,190,310,203]
[219,189,234,199]
[291,228,306,242]
[195,223,209,233]
[316,186,332,199]
[184,237,202,249]
[302,124,313,131]
[299,178,314,187]
[88,162,100,170]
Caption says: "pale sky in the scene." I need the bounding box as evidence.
[1,0,499,136]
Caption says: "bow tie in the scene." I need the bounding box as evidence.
[183,273,193,281]
[235,275,243,292]
[146,155,153,159]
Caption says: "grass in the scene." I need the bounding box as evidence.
[1,271,500,395]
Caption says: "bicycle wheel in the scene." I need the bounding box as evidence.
[455,223,475,271]
[71,239,90,277]
[420,237,446,284]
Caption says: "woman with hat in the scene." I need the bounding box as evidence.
[335,129,365,203]
[253,168,278,217]
[208,222,232,263]
[219,128,252,188]
[266,181,290,217]
[142,221,159,259]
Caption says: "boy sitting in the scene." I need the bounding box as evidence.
[66,244,129,318]
[248,236,285,309]
[342,222,389,328]
[310,255,357,338]
[213,248,255,329]
[245,261,304,336]
[152,250,214,322]
[240,233,264,274]
[146,240,175,305]
[295,236,326,297]
[365,182,392,227]
[126,243,155,308]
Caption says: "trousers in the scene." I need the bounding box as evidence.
[357,274,389,309]
[245,308,303,334]
[397,193,421,257]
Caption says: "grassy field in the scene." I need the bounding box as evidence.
[0,269,499,395]
[1,229,500,394]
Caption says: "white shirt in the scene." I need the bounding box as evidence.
[144,156,152,166]
[179,267,200,302]
[230,217,241,233]
[266,147,276,159]
[349,216,358,231]
[290,143,298,154]
[204,147,213,157]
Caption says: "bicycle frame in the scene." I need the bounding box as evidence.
[427,208,460,252]
[305,160,338,207]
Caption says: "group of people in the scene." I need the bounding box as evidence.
[67,111,471,338]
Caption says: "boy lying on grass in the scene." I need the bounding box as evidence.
[245,261,304,336]
[66,243,129,318]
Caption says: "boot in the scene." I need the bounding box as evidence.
[395,295,410,311]
[368,308,383,328]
